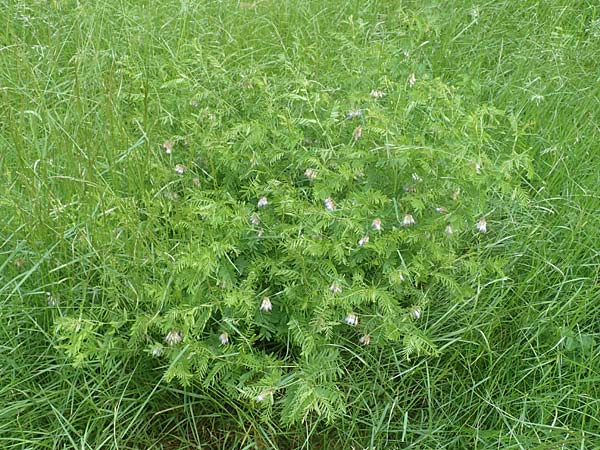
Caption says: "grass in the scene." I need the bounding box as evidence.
[1,0,599,448]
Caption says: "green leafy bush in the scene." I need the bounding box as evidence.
[53,72,529,425]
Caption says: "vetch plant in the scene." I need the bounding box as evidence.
[52,69,529,427]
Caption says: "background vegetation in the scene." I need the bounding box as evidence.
[1,0,598,448]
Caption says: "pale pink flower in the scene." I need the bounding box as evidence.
[260,297,272,312]
[165,330,183,346]
[250,214,260,226]
[256,389,272,402]
[329,283,342,294]
[324,197,336,211]
[174,164,187,174]
[410,306,422,320]
[371,218,382,231]
[476,217,487,233]
[359,334,371,345]
[403,214,415,227]
[219,332,229,345]
[304,168,317,181]
[344,313,359,326]
[408,73,416,87]
[162,140,173,154]
[358,235,369,247]
[257,196,268,208]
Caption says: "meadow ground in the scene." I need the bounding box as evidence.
[1,0,599,448]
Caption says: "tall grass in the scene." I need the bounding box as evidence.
[1,0,598,448]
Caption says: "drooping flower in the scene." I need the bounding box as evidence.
[324,197,336,211]
[256,389,272,402]
[476,217,487,233]
[162,140,173,154]
[250,213,261,226]
[257,196,268,208]
[412,173,423,183]
[445,224,454,235]
[452,189,461,201]
[257,228,264,237]
[358,235,369,247]
[371,218,382,231]
[329,283,342,294]
[174,164,187,174]
[353,125,363,141]
[46,292,57,307]
[344,313,359,326]
[165,330,183,346]
[193,177,200,186]
[410,306,422,320]
[408,73,416,87]
[304,168,317,181]
[435,207,448,214]
[260,297,272,312]
[359,334,371,345]
[370,89,385,99]
[219,332,229,345]
[151,345,164,357]
[347,109,363,119]
[403,214,415,227]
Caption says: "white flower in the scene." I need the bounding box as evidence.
[256,389,272,402]
[452,189,461,201]
[250,214,260,226]
[358,235,369,247]
[219,332,229,345]
[260,297,272,312]
[473,162,482,174]
[445,224,454,235]
[257,228,264,237]
[435,207,448,214]
[324,197,336,211]
[531,94,544,105]
[408,73,416,87]
[370,89,384,99]
[329,283,342,294]
[257,196,268,208]
[193,177,200,186]
[304,168,317,181]
[359,334,371,345]
[162,140,173,154]
[353,125,362,141]
[344,313,359,326]
[371,218,382,231]
[476,217,487,233]
[347,109,363,119]
[165,330,183,346]
[403,214,415,227]
[174,164,187,174]
[151,346,164,357]
[410,306,422,320]
[46,292,57,307]
[411,173,423,182]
